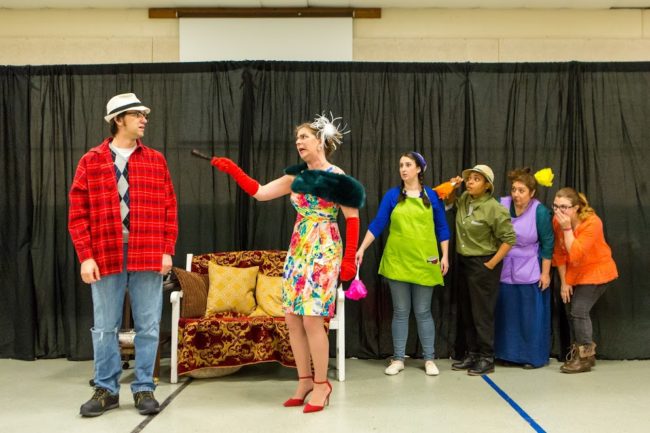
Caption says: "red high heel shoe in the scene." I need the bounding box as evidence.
[303,380,332,413]
[283,376,314,407]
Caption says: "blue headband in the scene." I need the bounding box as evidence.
[411,152,427,172]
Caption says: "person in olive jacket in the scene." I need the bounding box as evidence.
[446,164,516,376]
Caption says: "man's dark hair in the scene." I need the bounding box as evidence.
[110,113,127,136]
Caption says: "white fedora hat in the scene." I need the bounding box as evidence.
[104,93,150,123]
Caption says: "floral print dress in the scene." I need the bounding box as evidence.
[282,191,341,317]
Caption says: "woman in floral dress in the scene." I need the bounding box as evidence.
[211,113,365,413]
[283,185,342,318]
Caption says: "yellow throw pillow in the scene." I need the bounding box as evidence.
[248,306,269,318]
[254,274,284,317]
[205,263,259,316]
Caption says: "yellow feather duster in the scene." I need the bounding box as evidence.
[534,168,554,187]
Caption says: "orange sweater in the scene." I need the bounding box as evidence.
[552,214,618,286]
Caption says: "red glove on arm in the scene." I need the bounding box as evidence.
[211,157,260,196]
[340,216,359,281]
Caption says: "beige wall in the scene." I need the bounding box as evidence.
[354,9,650,62]
[2,8,650,65]
[0,9,178,64]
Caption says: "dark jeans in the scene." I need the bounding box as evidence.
[567,283,608,344]
[458,255,502,358]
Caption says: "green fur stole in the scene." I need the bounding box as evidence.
[284,162,365,208]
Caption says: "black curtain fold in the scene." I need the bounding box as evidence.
[0,61,648,361]
[570,65,650,358]
[0,67,35,360]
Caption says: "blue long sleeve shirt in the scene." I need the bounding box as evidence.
[368,186,450,242]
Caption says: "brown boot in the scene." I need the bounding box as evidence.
[561,343,577,364]
[588,342,597,367]
[561,343,594,374]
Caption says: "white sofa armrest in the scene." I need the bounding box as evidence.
[329,284,345,381]
[170,253,194,384]
[170,290,183,384]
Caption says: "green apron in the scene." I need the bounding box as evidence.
[378,197,444,287]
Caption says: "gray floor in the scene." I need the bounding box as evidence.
[1,357,649,433]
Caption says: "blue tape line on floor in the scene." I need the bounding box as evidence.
[482,375,546,433]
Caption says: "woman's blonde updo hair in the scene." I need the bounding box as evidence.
[294,122,342,157]
[555,187,595,221]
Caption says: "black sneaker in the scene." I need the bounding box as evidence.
[134,391,160,415]
[468,357,495,376]
[80,387,119,417]
[451,354,478,371]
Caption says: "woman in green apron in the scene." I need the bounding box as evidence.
[355,152,450,376]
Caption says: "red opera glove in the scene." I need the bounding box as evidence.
[340,216,359,281]
[211,157,260,196]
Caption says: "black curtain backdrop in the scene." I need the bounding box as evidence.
[1,61,648,362]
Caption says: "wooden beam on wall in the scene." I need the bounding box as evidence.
[149,7,381,19]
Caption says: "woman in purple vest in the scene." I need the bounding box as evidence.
[494,168,554,368]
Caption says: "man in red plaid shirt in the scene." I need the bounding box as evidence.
[69,93,177,417]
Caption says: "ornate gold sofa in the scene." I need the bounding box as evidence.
[169,250,345,383]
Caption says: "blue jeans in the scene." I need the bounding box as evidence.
[91,244,162,395]
[387,279,435,361]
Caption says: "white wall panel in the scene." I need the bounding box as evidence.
[179,18,352,61]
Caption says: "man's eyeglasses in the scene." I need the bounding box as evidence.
[552,204,574,211]
[125,111,148,120]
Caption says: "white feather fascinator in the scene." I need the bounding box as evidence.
[310,112,350,149]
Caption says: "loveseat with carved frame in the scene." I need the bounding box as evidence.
[169,250,345,383]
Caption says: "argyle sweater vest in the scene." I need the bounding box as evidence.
[110,145,131,243]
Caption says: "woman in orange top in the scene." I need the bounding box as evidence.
[552,187,618,373]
